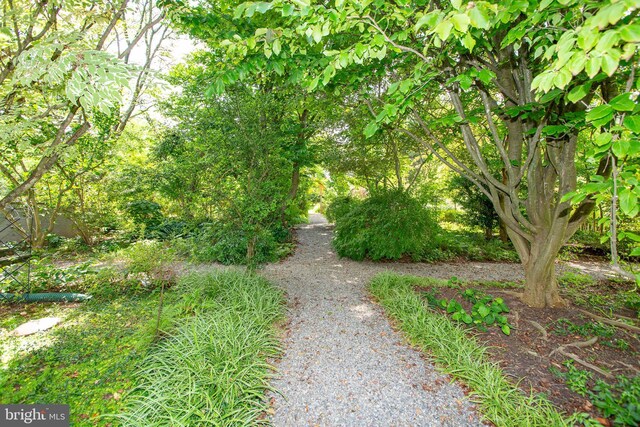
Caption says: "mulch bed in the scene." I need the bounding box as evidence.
[415,281,640,425]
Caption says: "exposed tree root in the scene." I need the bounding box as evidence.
[556,348,613,379]
[527,320,548,341]
[549,336,598,357]
[549,337,613,379]
[619,362,640,374]
[494,290,523,298]
[577,308,640,333]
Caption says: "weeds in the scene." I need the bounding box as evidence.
[553,361,640,426]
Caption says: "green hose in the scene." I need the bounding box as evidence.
[0,292,92,303]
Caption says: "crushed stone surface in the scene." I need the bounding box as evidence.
[262,214,492,426]
[261,213,618,426]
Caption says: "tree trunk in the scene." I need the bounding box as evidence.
[522,252,565,308]
[498,220,508,243]
[484,226,493,240]
[246,235,256,262]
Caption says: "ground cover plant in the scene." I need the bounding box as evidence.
[0,294,162,426]
[371,271,640,426]
[1,264,285,426]
[115,270,285,426]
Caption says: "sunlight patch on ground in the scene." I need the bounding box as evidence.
[0,306,74,369]
[350,303,375,319]
[564,261,621,280]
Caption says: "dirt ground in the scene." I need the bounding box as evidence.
[416,280,639,424]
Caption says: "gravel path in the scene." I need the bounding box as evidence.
[262,214,620,426]
[261,214,498,427]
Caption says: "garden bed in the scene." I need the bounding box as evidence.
[414,276,639,426]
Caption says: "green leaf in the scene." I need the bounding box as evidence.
[458,74,473,90]
[609,93,635,112]
[307,76,319,91]
[630,247,640,256]
[539,0,554,10]
[272,61,284,75]
[595,132,613,146]
[586,105,613,127]
[567,84,589,103]
[282,3,294,16]
[447,299,459,313]
[434,20,453,41]
[620,24,640,43]
[312,26,322,43]
[414,12,439,33]
[469,6,490,29]
[272,39,282,55]
[462,313,473,324]
[451,14,470,33]
[623,115,640,133]
[501,324,511,335]
[612,139,630,157]
[623,232,640,242]
[619,188,638,216]
[364,122,379,138]
[600,54,619,77]
[322,64,334,85]
[255,2,273,14]
[399,79,413,94]
[540,88,563,103]
[585,56,601,78]
[234,3,246,19]
[477,69,494,84]
[477,304,490,318]
[462,32,476,51]
[484,313,495,325]
[561,191,577,203]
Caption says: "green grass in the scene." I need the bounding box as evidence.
[369,272,570,427]
[1,269,285,426]
[114,270,285,426]
[0,293,162,425]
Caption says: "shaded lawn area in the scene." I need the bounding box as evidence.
[0,293,162,426]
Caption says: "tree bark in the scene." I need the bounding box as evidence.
[522,238,566,308]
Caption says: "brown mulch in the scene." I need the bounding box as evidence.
[415,282,640,423]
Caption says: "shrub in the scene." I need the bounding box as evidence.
[332,190,439,261]
[325,195,359,223]
[125,200,163,229]
[171,223,286,265]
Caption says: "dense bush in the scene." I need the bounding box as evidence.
[325,196,359,223]
[331,190,439,261]
[170,223,293,265]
